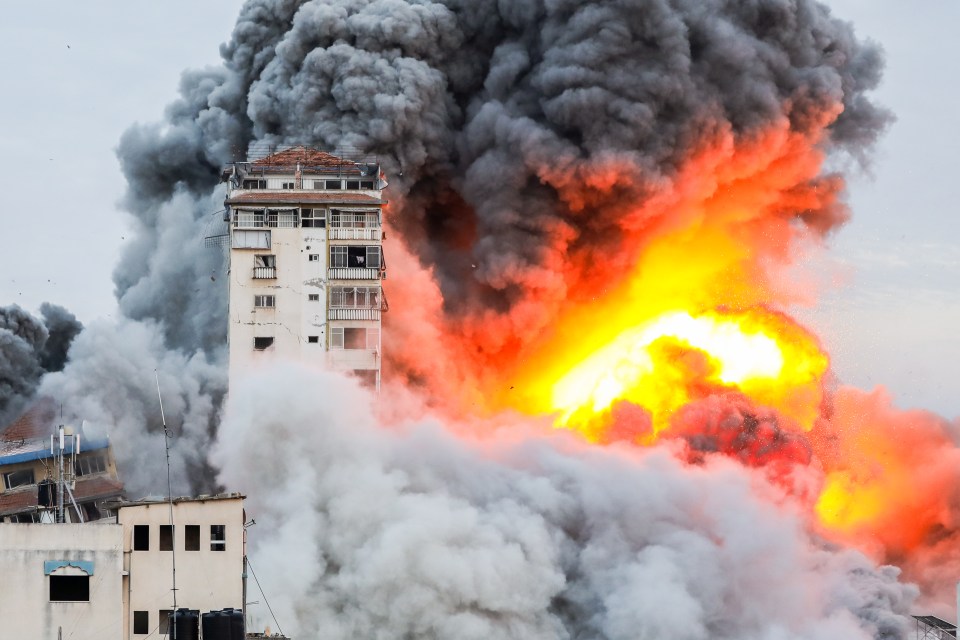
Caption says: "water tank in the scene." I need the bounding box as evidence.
[201,610,229,640]
[169,608,199,640]
[37,480,56,507]
[224,608,245,640]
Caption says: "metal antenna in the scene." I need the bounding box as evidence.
[155,370,178,638]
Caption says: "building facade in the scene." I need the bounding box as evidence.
[0,399,124,523]
[0,522,124,640]
[222,146,387,389]
[111,494,246,638]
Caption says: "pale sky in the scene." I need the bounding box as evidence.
[0,1,956,416]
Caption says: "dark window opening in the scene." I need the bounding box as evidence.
[185,525,200,551]
[281,181,295,189]
[4,469,35,489]
[13,512,40,523]
[325,180,342,190]
[360,180,375,189]
[346,180,360,189]
[254,337,275,351]
[50,575,89,602]
[133,611,149,634]
[211,524,226,551]
[159,525,173,551]
[75,454,106,476]
[308,336,319,344]
[308,294,320,302]
[308,254,319,262]
[159,610,173,635]
[242,179,266,189]
[82,502,101,521]
[133,524,149,551]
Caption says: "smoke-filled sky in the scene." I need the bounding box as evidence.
[0,0,956,417]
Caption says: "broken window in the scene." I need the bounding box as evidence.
[308,336,319,343]
[133,524,149,551]
[82,502,101,521]
[133,611,149,634]
[254,337,274,351]
[159,525,173,551]
[185,525,200,551]
[3,469,35,489]
[254,295,275,308]
[232,230,271,249]
[12,512,40,523]
[75,454,106,476]
[211,524,226,551]
[253,254,276,279]
[50,575,89,602]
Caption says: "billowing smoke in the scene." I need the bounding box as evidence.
[0,304,82,425]
[18,0,953,635]
[214,366,915,639]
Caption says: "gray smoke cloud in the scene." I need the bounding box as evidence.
[214,366,915,639]
[26,0,926,635]
[0,304,82,426]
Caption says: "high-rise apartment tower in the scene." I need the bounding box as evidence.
[221,146,387,389]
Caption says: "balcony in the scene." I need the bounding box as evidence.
[253,267,277,279]
[329,227,382,241]
[328,308,381,321]
[328,268,382,280]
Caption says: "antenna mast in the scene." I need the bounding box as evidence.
[155,370,178,639]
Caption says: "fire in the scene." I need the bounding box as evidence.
[549,308,827,439]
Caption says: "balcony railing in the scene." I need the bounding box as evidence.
[328,267,382,280]
[253,267,277,279]
[328,308,381,321]
[328,227,382,241]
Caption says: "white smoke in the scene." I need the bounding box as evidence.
[213,364,915,639]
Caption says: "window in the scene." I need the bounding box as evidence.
[308,294,320,302]
[308,336,319,343]
[4,469,35,489]
[331,327,379,350]
[82,502,101,521]
[346,180,360,190]
[267,209,297,228]
[301,208,316,227]
[159,525,173,551]
[12,512,40,523]
[75,455,106,476]
[281,181,294,189]
[325,179,342,190]
[158,610,173,635]
[242,179,266,189]
[232,230,271,249]
[133,525,149,551]
[254,337,274,351]
[236,209,265,228]
[308,254,319,262]
[329,210,379,228]
[254,295,275,308]
[185,525,200,551]
[330,246,348,268]
[353,369,378,388]
[361,180,375,189]
[211,525,226,551]
[330,286,381,308]
[329,246,380,269]
[133,611,149,635]
[50,575,89,602]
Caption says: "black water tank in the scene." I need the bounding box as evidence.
[37,480,56,507]
[201,610,229,640]
[224,608,245,640]
[169,608,199,640]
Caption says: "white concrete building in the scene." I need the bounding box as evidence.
[111,494,246,638]
[222,146,387,389]
[0,522,124,640]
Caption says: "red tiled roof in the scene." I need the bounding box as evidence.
[227,192,385,206]
[253,146,351,168]
[1,397,57,442]
[0,475,124,517]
